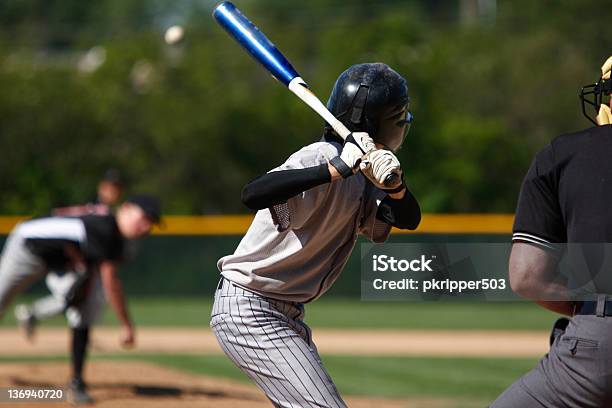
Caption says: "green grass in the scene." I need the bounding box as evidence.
[127,353,537,401]
[1,295,556,331]
[0,352,537,404]
[322,355,535,400]
[306,299,555,330]
[0,355,69,363]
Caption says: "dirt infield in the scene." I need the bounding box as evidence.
[0,327,549,357]
[0,361,464,408]
[0,328,538,407]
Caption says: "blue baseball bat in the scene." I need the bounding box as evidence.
[212,1,351,138]
[212,2,400,187]
[213,2,298,87]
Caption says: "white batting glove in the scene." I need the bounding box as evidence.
[360,149,404,190]
[330,132,376,178]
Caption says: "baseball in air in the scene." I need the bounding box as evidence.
[164,25,184,45]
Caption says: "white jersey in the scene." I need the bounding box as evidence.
[217,141,391,303]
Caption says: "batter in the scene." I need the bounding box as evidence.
[211,63,421,407]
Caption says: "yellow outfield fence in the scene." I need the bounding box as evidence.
[0,214,514,235]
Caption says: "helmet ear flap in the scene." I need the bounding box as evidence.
[349,85,369,126]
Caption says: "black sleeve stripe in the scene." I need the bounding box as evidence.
[512,232,559,251]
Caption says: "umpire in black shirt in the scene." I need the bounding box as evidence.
[491,57,612,407]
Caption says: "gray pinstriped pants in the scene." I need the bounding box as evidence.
[210,278,347,408]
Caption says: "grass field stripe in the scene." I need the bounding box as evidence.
[0,214,515,235]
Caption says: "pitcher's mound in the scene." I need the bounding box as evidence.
[0,360,462,407]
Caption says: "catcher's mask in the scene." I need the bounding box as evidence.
[580,69,612,126]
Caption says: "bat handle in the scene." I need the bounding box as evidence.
[383,172,401,188]
[288,77,352,139]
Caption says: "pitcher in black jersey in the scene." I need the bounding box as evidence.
[0,194,160,404]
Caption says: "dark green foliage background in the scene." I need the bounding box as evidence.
[0,0,609,214]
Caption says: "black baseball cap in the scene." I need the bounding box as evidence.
[126,194,162,224]
[102,168,125,187]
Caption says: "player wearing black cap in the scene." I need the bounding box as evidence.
[491,57,612,407]
[0,194,161,404]
[52,169,125,218]
[15,169,127,341]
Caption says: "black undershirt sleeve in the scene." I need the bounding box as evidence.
[376,188,421,230]
[241,163,331,210]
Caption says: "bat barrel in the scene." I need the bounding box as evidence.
[213,2,300,87]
